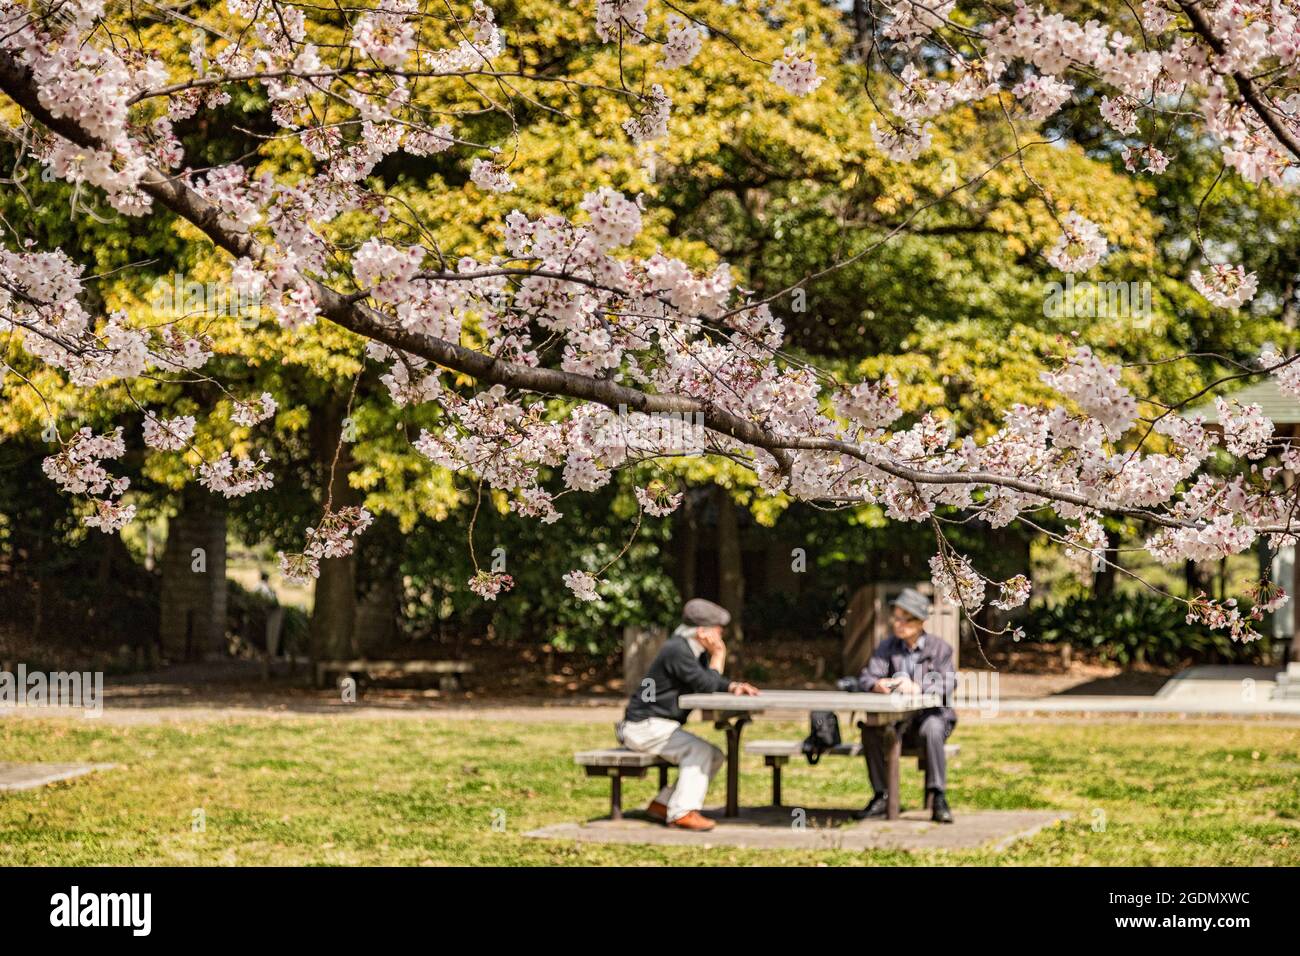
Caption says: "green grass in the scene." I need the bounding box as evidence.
[2,716,1299,865]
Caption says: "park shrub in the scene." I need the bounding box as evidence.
[1019,592,1275,668]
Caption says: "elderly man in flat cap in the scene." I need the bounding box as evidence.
[617,598,760,831]
[853,587,957,823]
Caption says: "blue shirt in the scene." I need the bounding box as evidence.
[901,636,925,681]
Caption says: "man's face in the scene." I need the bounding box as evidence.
[696,625,724,644]
[890,608,925,642]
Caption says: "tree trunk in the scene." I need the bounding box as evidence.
[677,492,698,600]
[158,485,228,661]
[1093,548,1118,598]
[309,401,359,661]
[716,487,745,647]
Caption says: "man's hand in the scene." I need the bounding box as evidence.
[697,629,725,657]
[728,681,759,696]
[873,677,900,693]
[697,626,727,673]
[893,677,922,695]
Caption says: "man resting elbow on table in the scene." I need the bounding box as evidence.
[852,588,957,824]
[617,598,759,832]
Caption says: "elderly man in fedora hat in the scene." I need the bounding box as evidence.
[616,598,760,831]
[852,587,958,823]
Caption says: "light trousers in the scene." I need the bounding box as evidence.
[618,717,725,822]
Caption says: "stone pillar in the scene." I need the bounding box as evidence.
[158,488,227,661]
[353,576,399,657]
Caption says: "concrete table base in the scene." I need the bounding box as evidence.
[0,762,117,792]
[525,806,1071,852]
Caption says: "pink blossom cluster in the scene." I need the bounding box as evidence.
[1045,213,1107,274]
[352,0,417,69]
[198,450,275,498]
[421,1,504,73]
[770,45,824,96]
[231,392,279,427]
[1215,398,1273,460]
[143,414,197,452]
[1038,346,1136,437]
[635,483,683,517]
[595,0,647,43]
[469,570,514,600]
[1190,264,1259,309]
[41,427,135,532]
[277,506,373,583]
[660,17,704,69]
[563,569,601,602]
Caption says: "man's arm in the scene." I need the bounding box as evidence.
[927,641,958,703]
[665,642,733,694]
[857,644,893,693]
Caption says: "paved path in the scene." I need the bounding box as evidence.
[525,806,1072,852]
[0,762,116,792]
[2,663,1298,724]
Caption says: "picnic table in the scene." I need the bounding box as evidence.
[679,690,943,820]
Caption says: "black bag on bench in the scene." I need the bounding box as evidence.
[801,711,841,765]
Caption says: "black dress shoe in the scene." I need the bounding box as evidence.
[931,791,954,824]
[853,793,889,820]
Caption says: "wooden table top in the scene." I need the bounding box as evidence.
[679,689,942,714]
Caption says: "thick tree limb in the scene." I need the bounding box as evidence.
[0,46,1292,534]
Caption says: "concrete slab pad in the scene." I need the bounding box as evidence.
[524,806,1071,852]
[1156,665,1278,702]
[0,762,117,792]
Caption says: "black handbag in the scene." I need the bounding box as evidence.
[800,711,842,765]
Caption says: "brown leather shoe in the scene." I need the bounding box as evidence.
[646,800,669,822]
[667,810,716,831]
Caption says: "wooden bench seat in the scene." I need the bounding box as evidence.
[744,739,961,807]
[575,748,671,820]
[314,659,473,692]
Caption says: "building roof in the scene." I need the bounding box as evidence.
[1182,376,1300,424]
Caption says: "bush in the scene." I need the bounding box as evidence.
[1019,592,1274,668]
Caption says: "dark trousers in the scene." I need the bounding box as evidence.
[864,711,954,794]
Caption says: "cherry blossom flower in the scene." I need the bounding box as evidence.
[143,414,196,451]
[1121,145,1171,174]
[770,45,824,96]
[469,158,516,193]
[563,569,601,602]
[352,0,416,69]
[991,575,1032,611]
[870,121,932,162]
[635,482,683,516]
[1012,74,1073,120]
[929,552,986,611]
[231,392,278,427]
[622,85,671,143]
[469,570,514,600]
[595,0,647,43]
[661,16,704,69]
[1045,213,1107,273]
[1215,398,1272,460]
[1039,346,1137,436]
[1190,264,1259,309]
[198,451,275,497]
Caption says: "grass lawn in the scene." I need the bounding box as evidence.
[2,716,1298,865]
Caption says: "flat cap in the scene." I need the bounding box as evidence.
[891,587,932,622]
[682,598,731,628]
